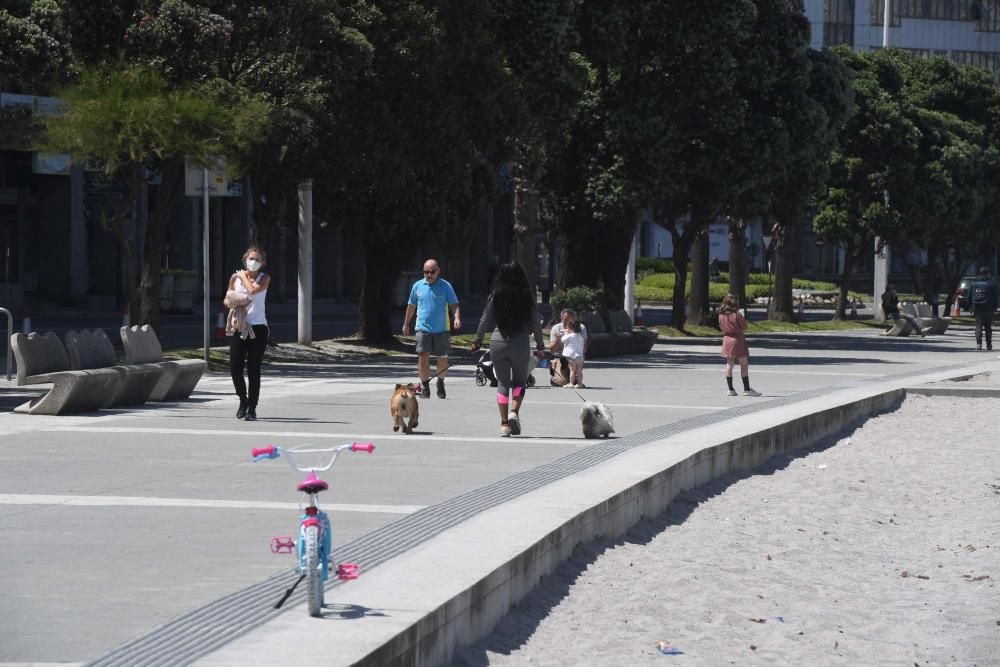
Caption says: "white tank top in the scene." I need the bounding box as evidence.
[235,272,267,326]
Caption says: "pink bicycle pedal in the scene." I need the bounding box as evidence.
[336,563,360,580]
[271,536,295,554]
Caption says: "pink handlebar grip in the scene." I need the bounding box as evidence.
[251,446,277,460]
[351,442,375,453]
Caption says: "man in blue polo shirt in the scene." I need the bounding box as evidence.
[402,258,461,398]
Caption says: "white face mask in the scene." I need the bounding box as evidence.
[246,259,262,272]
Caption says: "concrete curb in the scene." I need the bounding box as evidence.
[196,363,997,667]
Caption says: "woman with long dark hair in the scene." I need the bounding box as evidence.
[472,263,546,436]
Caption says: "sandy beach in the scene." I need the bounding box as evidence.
[454,387,999,666]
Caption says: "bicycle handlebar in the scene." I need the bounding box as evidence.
[251,442,374,464]
[251,446,279,461]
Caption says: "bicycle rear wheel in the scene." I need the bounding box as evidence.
[304,525,323,617]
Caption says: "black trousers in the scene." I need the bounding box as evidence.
[230,325,269,406]
[974,310,993,349]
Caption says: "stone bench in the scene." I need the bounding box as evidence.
[65,329,163,407]
[10,331,121,415]
[580,311,657,358]
[120,325,206,401]
[908,302,951,334]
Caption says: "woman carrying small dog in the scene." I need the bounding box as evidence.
[228,246,270,421]
[718,293,760,397]
[472,263,546,437]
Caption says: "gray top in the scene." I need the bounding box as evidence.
[474,296,546,351]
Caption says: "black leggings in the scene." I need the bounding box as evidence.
[974,310,993,348]
[230,325,269,407]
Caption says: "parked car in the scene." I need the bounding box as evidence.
[954,275,980,311]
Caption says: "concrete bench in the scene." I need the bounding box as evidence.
[10,331,121,415]
[910,302,951,334]
[120,325,206,401]
[581,311,657,358]
[65,329,163,407]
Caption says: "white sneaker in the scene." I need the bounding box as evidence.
[727,389,738,396]
[508,412,521,436]
[576,383,585,389]
[743,388,761,397]
[500,423,511,437]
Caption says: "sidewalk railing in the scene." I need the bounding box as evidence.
[0,307,12,381]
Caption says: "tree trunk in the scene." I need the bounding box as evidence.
[136,158,184,333]
[358,237,412,343]
[769,221,796,322]
[833,242,857,321]
[687,228,709,326]
[728,221,748,307]
[599,222,636,311]
[670,231,694,330]
[556,211,601,290]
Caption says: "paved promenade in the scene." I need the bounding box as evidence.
[0,325,995,665]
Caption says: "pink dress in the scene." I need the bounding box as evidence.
[719,311,749,359]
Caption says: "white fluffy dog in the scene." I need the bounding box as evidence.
[580,402,614,439]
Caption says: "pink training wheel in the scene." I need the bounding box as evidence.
[271,536,295,554]
[336,563,360,580]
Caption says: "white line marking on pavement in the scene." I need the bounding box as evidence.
[683,367,883,377]
[529,400,726,410]
[39,426,582,445]
[0,494,424,514]
[0,663,85,667]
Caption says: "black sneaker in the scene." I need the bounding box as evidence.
[436,379,446,399]
[245,407,257,421]
[236,399,248,420]
[419,381,431,399]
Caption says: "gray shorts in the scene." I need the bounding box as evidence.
[415,331,450,356]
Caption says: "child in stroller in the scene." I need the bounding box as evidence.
[475,349,540,388]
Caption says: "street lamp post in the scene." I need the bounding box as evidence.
[761,228,774,315]
[883,0,891,48]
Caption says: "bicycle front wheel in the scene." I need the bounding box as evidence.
[304,525,323,617]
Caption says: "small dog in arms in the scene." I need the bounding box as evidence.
[581,402,614,439]
[391,383,419,434]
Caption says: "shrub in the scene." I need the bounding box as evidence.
[550,285,613,322]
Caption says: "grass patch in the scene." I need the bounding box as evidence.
[167,346,230,370]
[653,318,873,338]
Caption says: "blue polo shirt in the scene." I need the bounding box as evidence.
[409,278,459,333]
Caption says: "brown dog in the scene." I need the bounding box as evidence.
[391,383,419,434]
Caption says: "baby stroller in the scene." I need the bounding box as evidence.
[475,349,538,388]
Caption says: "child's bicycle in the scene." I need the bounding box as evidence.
[251,442,375,617]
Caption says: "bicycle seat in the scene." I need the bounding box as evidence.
[297,471,329,494]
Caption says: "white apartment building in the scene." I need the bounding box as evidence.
[805,0,1000,73]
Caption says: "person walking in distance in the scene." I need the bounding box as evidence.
[969,266,999,351]
[471,263,546,437]
[229,246,270,421]
[402,258,461,398]
[718,293,760,397]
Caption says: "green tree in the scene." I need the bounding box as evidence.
[39,65,266,331]
[813,48,920,319]
[764,46,853,321]
[893,56,1000,310]
[0,0,72,91]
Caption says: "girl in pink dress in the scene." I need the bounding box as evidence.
[717,294,761,396]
